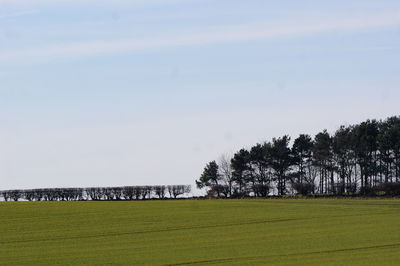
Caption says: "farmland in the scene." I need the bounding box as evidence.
[0,199,399,265]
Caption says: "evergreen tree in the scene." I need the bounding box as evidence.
[196,115,400,197]
[313,130,333,193]
[196,161,221,197]
[231,149,251,196]
[249,142,272,196]
[269,136,292,195]
[292,134,313,184]
[352,120,379,192]
[332,126,355,193]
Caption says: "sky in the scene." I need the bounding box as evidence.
[0,0,399,193]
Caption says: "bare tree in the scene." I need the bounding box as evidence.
[167,185,191,198]
[1,191,10,201]
[9,190,21,201]
[153,185,166,199]
[218,154,234,197]
[122,186,135,200]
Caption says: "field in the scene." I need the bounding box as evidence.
[0,199,399,265]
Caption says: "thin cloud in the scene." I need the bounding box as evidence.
[1,10,400,64]
[0,9,40,19]
[0,0,192,6]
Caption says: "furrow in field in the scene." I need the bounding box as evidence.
[0,217,299,245]
[169,242,400,265]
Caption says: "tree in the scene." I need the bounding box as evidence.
[140,186,152,199]
[332,126,355,194]
[269,136,292,195]
[382,117,400,182]
[378,119,395,183]
[9,190,21,201]
[249,143,272,196]
[292,134,313,184]
[153,185,166,199]
[218,154,234,197]
[231,149,251,197]
[122,186,135,200]
[0,185,190,201]
[196,161,222,197]
[313,130,333,194]
[167,185,190,198]
[352,120,379,192]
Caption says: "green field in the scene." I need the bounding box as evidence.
[0,199,399,265]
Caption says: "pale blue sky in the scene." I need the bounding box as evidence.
[0,0,399,192]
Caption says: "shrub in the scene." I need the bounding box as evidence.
[292,182,315,196]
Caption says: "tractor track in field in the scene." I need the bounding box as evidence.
[169,242,400,265]
[0,211,392,245]
[0,218,299,245]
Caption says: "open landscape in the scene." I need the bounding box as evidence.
[1,199,399,265]
[2,1,400,265]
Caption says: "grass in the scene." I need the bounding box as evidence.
[0,199,399,265]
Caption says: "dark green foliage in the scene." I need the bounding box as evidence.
[269,136,292,195]
[249,143,272,188]
[332,126,355,194]
[313,130,333,193]
[231,149,251,196]
[196,161,221,196]
[292,134,313,184]
[352,120,380,190]
[198,115,400,197]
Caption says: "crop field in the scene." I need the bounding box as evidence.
[0,199,399,265]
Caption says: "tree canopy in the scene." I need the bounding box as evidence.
[197,116,400,197]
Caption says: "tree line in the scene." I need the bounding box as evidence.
[0,185,191,201]
[196,116,400,197]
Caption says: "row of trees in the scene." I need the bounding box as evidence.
[196,116,400,197]
[0,185,191,201]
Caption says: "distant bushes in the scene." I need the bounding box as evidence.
[372,182,400,196]
[292,182,315,196]
[0,185,191,201]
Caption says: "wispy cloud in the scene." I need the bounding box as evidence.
[1,10,399,65]
[355,47,394,51]
[0,9,40,19]
[0,0,192,6]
